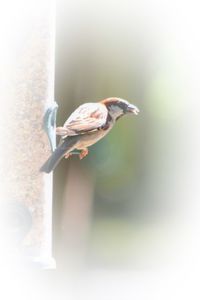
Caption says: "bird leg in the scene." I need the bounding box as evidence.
[64,149,89,159]
[64,152,73,159]
[64,150,81,159]
[79,148,89,160]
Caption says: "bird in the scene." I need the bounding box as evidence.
[40,97,139,173]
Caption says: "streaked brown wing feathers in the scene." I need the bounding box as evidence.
[59,103,108,137]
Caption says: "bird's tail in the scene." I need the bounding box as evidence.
[40,136,78,173]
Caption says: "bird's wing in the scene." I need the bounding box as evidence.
[57,103,108,137]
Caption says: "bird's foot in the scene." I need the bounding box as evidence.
[79,148,89,160]
[64,152,73,159]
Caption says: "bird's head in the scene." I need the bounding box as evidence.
[101,97,139,120]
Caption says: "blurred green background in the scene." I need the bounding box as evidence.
[53,0,188,271]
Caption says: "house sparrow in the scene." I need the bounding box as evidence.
[40,97,139,173]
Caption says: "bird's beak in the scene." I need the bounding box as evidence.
[127,104,140,115]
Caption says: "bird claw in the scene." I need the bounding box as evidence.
[64,149,88,160]
[79,149,89,160]
[64,152,73,159]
